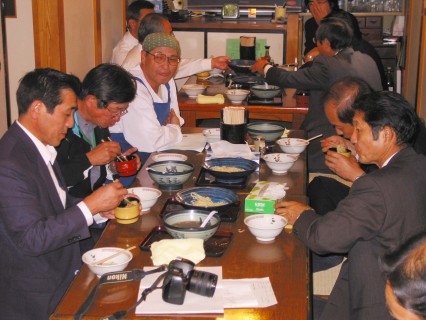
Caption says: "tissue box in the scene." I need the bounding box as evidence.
[245,181,286,214]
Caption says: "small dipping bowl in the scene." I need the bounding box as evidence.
[182,84,206,98]
[244,214,288,242]
[82,247,133,277]
[277,138,309,154]
[115,196,140,224]
[225,89,250,104]
[127,187,162,212]
[115,155,138,177]
[263,153,299,174]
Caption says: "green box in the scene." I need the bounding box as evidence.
[244,181,287,214]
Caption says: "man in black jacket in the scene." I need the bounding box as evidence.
[56,63,138,251]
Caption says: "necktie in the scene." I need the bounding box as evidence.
[51,160,66,190]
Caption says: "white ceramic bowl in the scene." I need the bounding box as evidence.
[82,247,133,277]
[225,89,250,104]
[202,128,221,143]
[263,153,299,174]
[277,138,309,154]
[182,84,206,98]
[127,187,162,212]
[151,153,188,162]
[244,214,288,242]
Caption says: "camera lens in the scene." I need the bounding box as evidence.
[187,270,218,297]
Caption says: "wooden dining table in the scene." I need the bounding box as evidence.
[178,76,308,129]
[50,129,311,320]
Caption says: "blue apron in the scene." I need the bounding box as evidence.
[111,77,172,166]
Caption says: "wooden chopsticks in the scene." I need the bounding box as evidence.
[90,246,136,266]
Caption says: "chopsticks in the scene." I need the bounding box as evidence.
[90,246,137,266]
[222,107,246,125]
[101,137,128,162]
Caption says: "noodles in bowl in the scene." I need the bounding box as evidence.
[203,157,258,183]
[174,187,239,212]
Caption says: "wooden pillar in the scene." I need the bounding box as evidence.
[32,0,66,70]
[286,13,301,64]
[93,0,102,65]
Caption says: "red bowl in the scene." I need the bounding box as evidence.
[115,155,137,177]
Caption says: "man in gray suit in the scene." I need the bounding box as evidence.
[275,91,426,319]
[251,17,382,173]
[0,68,128,319]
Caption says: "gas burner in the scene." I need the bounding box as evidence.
[247,94,283,106]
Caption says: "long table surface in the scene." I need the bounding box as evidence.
[51,129,311,320]
[178,76,308,129]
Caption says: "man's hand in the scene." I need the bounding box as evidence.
[310,0,330,24]
[165,108,181,126]
[304,47,320,62]
[250,58,270,77]
[325,151,365,182]
[274,201,311,225]
[321,136,356,155]
[87,141,121,166]
[211,56,231,70]
[83,180,128,215]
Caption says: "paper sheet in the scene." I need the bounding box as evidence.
[222,277,278,308]
[165,133,206,152]
[135,266,224,315]
[135,268,277,315]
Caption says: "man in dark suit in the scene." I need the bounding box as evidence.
[275,91,426,319]
[251,17,382,173]
[56,64,138,199]
[0,68,128,319]
[56,64,139,253]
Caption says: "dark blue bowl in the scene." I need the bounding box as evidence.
[203,157,258,183]
[175,187,239,210]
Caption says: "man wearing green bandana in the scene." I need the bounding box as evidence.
[110,33,184,163]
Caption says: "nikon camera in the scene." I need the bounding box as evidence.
[162,258,218,305]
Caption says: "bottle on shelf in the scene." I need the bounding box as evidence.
[264,45,272,63]
[386,67,395,92]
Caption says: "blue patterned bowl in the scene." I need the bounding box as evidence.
[203,157,258,183]
[175,187,239,210]
[163,209,221,240]
[147,161,194,191]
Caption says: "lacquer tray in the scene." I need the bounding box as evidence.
[139,226,233,257]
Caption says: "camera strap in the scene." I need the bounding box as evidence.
[74,266,166,320]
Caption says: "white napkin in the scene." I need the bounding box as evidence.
[166,133,206,152]
[150,238,206,266]
[210,140,252,158]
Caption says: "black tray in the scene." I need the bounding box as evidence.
[160,197,240,222]
[195,167,248,190]
[139,226,233,257]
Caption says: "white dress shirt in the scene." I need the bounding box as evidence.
[109,66,184,152]
[111,31,139,66]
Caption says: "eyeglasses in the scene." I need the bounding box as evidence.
[145,51,181,66]
[106,106,128,118]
